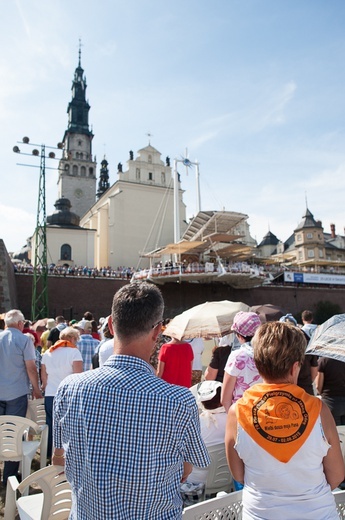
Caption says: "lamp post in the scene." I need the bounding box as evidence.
[13,137,62,321]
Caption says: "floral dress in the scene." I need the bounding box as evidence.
[224,342,262,403]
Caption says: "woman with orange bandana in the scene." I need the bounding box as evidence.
[225,321,344,520]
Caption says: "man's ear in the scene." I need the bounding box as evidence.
[108,315,114,335]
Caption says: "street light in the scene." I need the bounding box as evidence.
[13,137,62,321]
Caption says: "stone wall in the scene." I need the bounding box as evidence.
[14,273,345,322]
[0,240,17,312]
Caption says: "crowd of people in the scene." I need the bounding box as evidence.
[0,289,344,519]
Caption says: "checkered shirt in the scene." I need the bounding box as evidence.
[77,334,100,371]
[53,355,210,519]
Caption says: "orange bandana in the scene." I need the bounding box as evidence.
[49,339,77,353]
[236,383,322,463]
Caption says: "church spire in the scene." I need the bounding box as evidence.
[97,157,110,199]
[65,42,92,137]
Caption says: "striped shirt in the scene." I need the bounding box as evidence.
[54,355,210,519]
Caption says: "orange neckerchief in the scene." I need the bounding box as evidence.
[49,339,77,353]
[236,383,321,463]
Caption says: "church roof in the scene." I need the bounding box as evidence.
[137,144,161,154]
[258,231,279,247]
[47,198,81,227]
[294,208,322,231]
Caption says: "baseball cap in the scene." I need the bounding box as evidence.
[78,319,92,332]
[197,381,222,402]
[231,311,261,337]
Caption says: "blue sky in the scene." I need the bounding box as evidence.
[1,0,345,254]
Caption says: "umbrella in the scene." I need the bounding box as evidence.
[163,300,250,340]
[305,314,345,362]
[250,304,286,323]
[32,318,48,331]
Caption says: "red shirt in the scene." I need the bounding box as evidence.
[158,341,194,387]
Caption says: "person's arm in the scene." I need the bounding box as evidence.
[156,360,165,378]
[316,371,324,395]
[52,447,65,467]
[320,401,345,489]
[25,359,43,398]
[204,366,218,381]
[72,360,83,373]
[310,365,318,383]
[225,404,244,484]
[221,372,237,412]
[181,462,193,483]
[41,364,48,392]
[47,340,52,349]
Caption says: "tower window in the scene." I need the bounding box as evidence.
[136,168,140,181]
[89,167,94,176]
[307,233,313,239]
[148,172,153,181]
[81,166,86,176]
[73,165,78,175]
[161,172,165,184]
[65,164,70,172]
[78,140,82,146]
[308,249,315,258]
[61,244,72,261]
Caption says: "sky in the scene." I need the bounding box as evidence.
[1,0,345,254]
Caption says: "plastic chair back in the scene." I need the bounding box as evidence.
[183,490,242,519]
[0,415,39,462]
[5,465,72,520]
[333,489,345,520]
[26,399,47,427]
[204,443,234,497]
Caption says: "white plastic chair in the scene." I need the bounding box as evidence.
[0,416,47,487]
[4,464,72,520]
[26,399,48,468]
[204,443,234,498]
[333,489,345,520]
[182,490,242,519]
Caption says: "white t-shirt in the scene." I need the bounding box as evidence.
[189,338,204,371]
[99,339,114,366]
[42,347,83,396]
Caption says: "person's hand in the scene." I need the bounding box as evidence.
[32,388,43,399]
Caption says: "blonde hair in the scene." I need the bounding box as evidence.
[252,321,306,381]
[59,326,80,343]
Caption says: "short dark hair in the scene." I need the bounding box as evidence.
[302,310,313,322]
[252,322,306,381]
[202,387,222,410]
[111,282,164,341]
[83,311,94,321]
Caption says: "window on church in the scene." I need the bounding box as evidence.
[89,167,94,176]
[307,249,315,258]
[136,168,140,180]
[80,153,83,160]
[161,172,165,184]
[78,140,82,146]
[61,244,72,261]
[73,165,78,175]
[65,164,70,172]
[148,155,152,164]
[81,166,86,176]
[148,172,153,181]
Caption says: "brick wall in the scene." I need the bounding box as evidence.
[14,273,345,322]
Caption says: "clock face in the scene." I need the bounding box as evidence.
[75,188,83,199]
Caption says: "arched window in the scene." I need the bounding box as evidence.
[136,168,141,180]
[65,164,70,172]
[61,244,72,261]
[161,172,165,184]
[81,166,86,176]
[89,167,94,176]
[73,165,78,175]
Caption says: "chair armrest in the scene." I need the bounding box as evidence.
[39,424,48,468]
[4,476,20,520]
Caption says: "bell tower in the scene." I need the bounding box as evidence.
[57,43,96,217]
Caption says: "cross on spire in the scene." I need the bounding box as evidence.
[146,132,153,145]
[78,38,83,66]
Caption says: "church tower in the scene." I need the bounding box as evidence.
[57,45,96,218]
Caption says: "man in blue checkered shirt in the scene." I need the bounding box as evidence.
[53,282,210,519]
